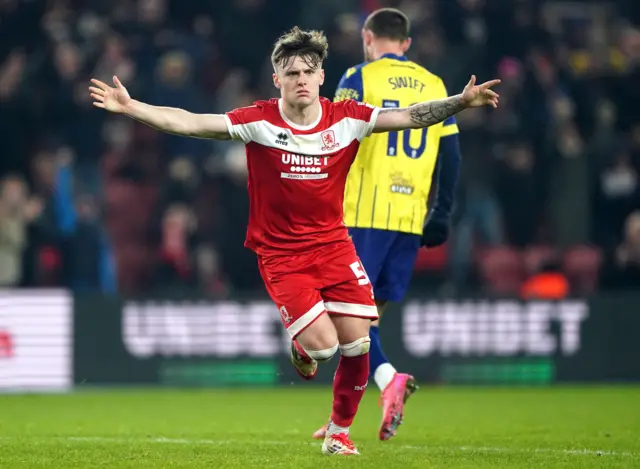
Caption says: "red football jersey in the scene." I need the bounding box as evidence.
[224,97,379,256]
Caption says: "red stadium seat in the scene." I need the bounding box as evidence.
[104,175,160,292]
[476,246,525,295]
[523,245,557,275]
[414,243,448,272]
[563,245,603,295]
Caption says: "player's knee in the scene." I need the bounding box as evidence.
[305,343,339,362]
[297,319,339,362]
[339,336,371,357]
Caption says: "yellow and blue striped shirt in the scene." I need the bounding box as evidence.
[335,53,460,235]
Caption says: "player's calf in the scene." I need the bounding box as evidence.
[328,335,371,427]
[321,333,370,456]
[328,333,371,427]
[330,316,373,420]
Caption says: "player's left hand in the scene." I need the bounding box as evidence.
[461,75,501,109]
[421,219,449,248]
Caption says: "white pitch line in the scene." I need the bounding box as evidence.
[1,436,636,458]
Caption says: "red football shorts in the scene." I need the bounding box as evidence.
[257,240,378,339]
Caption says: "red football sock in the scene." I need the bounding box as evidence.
[330,352,370,427]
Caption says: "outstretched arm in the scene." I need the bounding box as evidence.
[373,75,500,133]
[89,76,232,140]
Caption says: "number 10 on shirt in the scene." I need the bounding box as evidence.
[382,99,428,159]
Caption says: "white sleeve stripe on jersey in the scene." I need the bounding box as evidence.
[222,113,237,140]
[363,107,381,139]
[228,116,375,155]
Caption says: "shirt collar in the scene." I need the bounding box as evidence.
[379,53,408,62]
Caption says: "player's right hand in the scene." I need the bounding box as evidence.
[421,218,449,248]
[89,75,131,114]
[460,75,500,109]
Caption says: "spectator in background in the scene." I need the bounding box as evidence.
[593,149,639,246]
[195,244,229,297]
[495,141,539,247]
[0,176,32,286]
[50,41,106,194]
[447,174,503,290]
[148,50,211,160]
[71,195,103,291]
[0,0,637,294]
[589,100,621,169]
[0,50,31,177]
[547,121,589,247]
[92,34,136,87]
[30,149,70,287]
[158,157,199,208]
[486,57,526,139]
[600,211,640,289]
[50,42,85,140]
[153,203,197,290]
[151,157,200,275]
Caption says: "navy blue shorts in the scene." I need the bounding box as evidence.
[348,227,421,302]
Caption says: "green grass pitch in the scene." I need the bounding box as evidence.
[0,386,638,468]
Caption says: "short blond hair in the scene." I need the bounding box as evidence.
[271,26,328,70]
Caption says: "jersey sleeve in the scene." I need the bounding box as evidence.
[430,134,461,222]
[334,66,364,103]
[441,116,459,137]
[435,79,460,137]
[340,99,380,141]
[430,78,461,222]
[223,106,258,143]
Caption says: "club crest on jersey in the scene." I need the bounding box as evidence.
[320,130,339,151]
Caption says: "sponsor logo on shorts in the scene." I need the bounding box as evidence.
[279,305,292,324]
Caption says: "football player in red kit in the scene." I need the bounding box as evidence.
[88,27,499,456]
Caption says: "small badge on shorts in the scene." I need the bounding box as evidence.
[279,305,292,323]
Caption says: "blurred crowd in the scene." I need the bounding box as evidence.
[0,0,638,296]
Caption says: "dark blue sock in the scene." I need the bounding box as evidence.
[368,325,389,378]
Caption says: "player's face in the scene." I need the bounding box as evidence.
[273,55,324,108]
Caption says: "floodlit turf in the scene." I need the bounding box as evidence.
[0,386,638,468]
